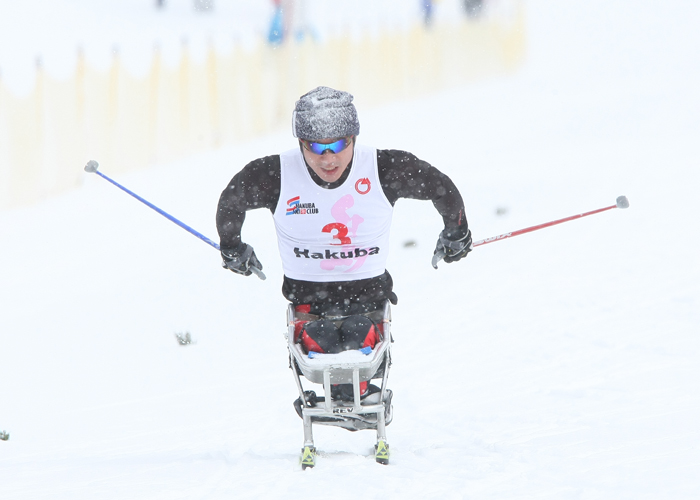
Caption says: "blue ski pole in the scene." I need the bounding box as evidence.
[84,160,266,280]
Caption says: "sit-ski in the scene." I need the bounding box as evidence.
[286,300,394,469]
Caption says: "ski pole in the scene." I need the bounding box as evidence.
[432,196,629,268]
[84,160,266,280]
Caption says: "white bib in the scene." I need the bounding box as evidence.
[273,144,393,282]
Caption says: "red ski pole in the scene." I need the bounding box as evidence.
[433,196,629,268]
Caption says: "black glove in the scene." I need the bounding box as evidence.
[432,227,472,268]
[221,243,264,278]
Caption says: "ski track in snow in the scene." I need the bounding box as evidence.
[1,0,700,498]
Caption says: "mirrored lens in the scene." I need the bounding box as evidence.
[305,137,350,155]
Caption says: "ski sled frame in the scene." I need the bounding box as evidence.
[286,300,393,468]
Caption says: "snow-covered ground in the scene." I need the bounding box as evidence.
[1,0,699,498]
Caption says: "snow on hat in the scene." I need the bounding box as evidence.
[292,86,360,141]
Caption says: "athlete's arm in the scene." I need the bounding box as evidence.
[216,155,281,250]
[377,149,468,233]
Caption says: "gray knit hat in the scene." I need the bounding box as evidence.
[292,86,360,141]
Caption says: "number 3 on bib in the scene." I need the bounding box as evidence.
[322,223,351,245]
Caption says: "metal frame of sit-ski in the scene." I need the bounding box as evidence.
[286,300,393,469]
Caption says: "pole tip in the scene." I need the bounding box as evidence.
[84,160,99,173]
[250,266,267,281]
[431,249,445,269]
[616,196,629,209]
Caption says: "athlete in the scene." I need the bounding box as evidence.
[216,86,471,380]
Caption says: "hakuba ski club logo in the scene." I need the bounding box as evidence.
[286,196,318,215]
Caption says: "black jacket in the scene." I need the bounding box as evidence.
[217,148,468,306]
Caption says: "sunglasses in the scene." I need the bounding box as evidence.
[301,137,353,155]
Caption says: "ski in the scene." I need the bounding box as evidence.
[300,446,316,469]
[375,440,389,465]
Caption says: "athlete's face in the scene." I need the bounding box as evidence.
[300,136,355,183]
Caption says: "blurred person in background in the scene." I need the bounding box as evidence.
[193,0,214,12]
[216,86,471,396]
[463,0,484,18]
[268,0,285,44]
[268,0,314,45]
[421,0,434,26]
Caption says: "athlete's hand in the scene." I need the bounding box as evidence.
[221,243,266,280]
[432,227,472,269]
